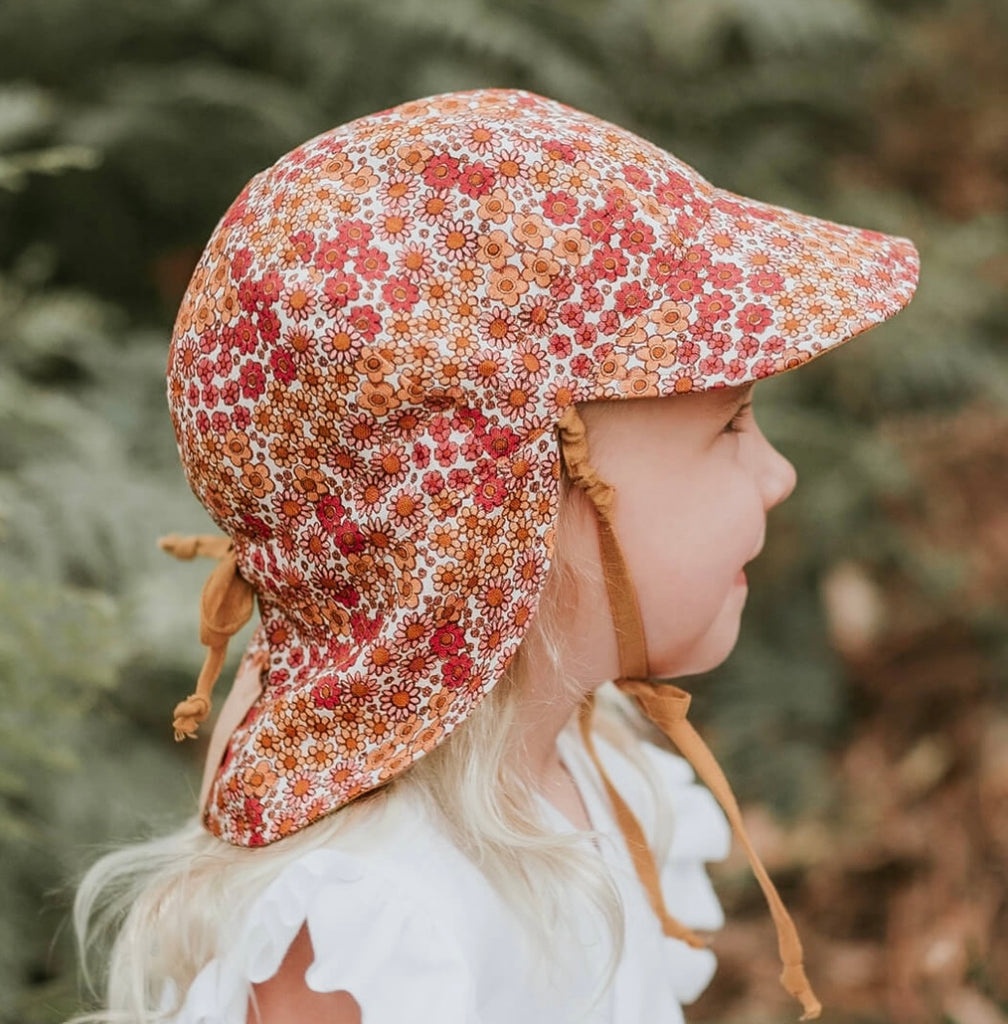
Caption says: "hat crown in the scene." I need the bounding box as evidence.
[168,88,714,649]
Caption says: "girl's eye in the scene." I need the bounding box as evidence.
[722,402,751,434]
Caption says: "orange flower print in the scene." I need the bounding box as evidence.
[487,265,528,306]
[394,140,433,175]
[649,300,692,335]
[359,380,400,416]
[223,430,252,467]
[240,462,274,498]
[242,760,277,799]
[476,188,515,224]
[476,230,514,270]
[596,349,628,381]
[416,191,454,225]
[520,248,562,288]
[513,213,548,250]
[377,212,412,242]
[643,338,679,371]
[467,123,496,154]
[292,464,329,501]
[378,181,415,214]
[550,227,590,267]
[619,366,660,397]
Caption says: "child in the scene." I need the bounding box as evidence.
[74,88,919,1024]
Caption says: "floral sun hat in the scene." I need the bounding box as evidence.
[163,88,918,1013]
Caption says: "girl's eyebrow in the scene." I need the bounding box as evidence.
[708,384,754,416]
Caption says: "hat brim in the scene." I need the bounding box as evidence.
[595,185,919,399]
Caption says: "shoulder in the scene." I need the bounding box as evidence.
[168,805,480,1024]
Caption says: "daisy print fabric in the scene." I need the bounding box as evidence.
[166,88,918,845]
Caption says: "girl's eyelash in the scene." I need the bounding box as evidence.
[723,401,752,434]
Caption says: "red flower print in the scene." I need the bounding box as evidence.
[333,522,365,556]
[421,470,446,495]
[447,467,472,489]
[336,220,374,252]
[231,247,253,279]
[311,679,342,710]
[614,281,650,318]
[321,272,360,314]
[541,190,579,225]
[423,154,462,188]
[313,236,348,273]
[735,302,773,334]
[677,339,700,364]
[482,425,520,459]
[457,161,496,198]
[542,139,576,163]
[441,653,474,688]
[579,207,614,242]
[315,494,345,532]
[696,290,735,325]
[474,473,507,510]
[430,623,465,658]
[268,348,297,384]
[222,317,258,358]
[708,261,744,289]
[347,304,382,343]
[220,379,240,406]
[665,271,702,302]
[238,361,266,400]
[647,250,677,282]
[591,244,628,281]
[353,247,390,281]
[747,269,785,295]
[725,357,748,381]
[288,231,315,263]
[574,322,597,349]
[619,218,655,254]
[381,276,420,312]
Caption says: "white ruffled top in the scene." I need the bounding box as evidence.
[165,720,731,1024]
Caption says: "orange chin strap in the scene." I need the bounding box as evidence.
[157,533,256,742]
[557,405,822,1022]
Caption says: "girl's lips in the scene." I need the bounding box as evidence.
[735,567,747,585]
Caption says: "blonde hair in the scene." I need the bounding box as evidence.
[73,436,677,1023]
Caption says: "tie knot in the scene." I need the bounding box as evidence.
[616,679,692,726]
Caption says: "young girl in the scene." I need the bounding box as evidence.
[74,88,919,1024]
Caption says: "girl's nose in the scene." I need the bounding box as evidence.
[761,442,797,511]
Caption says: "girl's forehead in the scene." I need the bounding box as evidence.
[584,382,754,424]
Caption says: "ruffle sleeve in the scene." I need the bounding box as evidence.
[640,740,732,1005]
[166,847,478,1024]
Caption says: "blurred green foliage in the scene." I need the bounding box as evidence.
[0,0,1005,1021]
